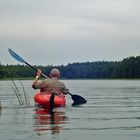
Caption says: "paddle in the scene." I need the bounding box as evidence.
[8,48,48,79]
[8,48,87,105]
[67,92,87,106]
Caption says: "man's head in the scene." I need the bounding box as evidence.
[50,68,60,79]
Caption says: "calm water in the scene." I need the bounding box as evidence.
[0,80,140,140]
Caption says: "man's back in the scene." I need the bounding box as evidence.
[33,78,68,94]
[32,68,68,95]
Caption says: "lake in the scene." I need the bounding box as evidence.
[0,80,140,140]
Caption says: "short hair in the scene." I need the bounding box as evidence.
[50,68,60,78]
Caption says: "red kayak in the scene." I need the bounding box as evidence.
[34,92,66,108]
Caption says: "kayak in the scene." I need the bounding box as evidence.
[34,92,66,108]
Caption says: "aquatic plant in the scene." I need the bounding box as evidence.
[9,79,30,105]
[0,101,2,115]
[19,80,30,105]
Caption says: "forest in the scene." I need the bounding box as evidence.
[0,56,140,79]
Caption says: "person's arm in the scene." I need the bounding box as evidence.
[61,83,69,95]
[32,69,42,89]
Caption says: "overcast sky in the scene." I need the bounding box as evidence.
[0,0,140,65]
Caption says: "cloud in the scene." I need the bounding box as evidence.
[0,0,140,40]
[0,0,140,65]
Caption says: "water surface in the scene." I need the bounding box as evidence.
[0,80,140,140]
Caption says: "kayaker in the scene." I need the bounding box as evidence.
[32,68,68,95]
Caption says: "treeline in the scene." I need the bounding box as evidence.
[0,56,140,79]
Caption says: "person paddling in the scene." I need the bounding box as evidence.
[32,68,68,95]
[32,68,68,111]
[8,48,87,107]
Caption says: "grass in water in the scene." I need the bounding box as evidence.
[19,80,30,105]
[9,79,30,106]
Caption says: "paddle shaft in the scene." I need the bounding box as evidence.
[67,92,72,96]
[25,62,49,79]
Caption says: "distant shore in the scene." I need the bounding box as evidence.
[1,78,140,81]
[1,56,140,79]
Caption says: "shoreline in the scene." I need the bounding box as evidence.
[0,78,140,81]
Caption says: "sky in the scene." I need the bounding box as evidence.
[0,0,140,66]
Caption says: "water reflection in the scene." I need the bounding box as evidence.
[33,108,68,135]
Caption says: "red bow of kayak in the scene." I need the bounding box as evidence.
[34,92,66,108]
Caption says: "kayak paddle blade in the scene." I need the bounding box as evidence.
[71,94,87,106]
[8,48,26,64]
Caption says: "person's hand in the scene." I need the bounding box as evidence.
[36,69,42,78]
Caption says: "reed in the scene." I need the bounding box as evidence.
[9,79,30,105]
[0,101,2,115]
[19,80,30,105]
